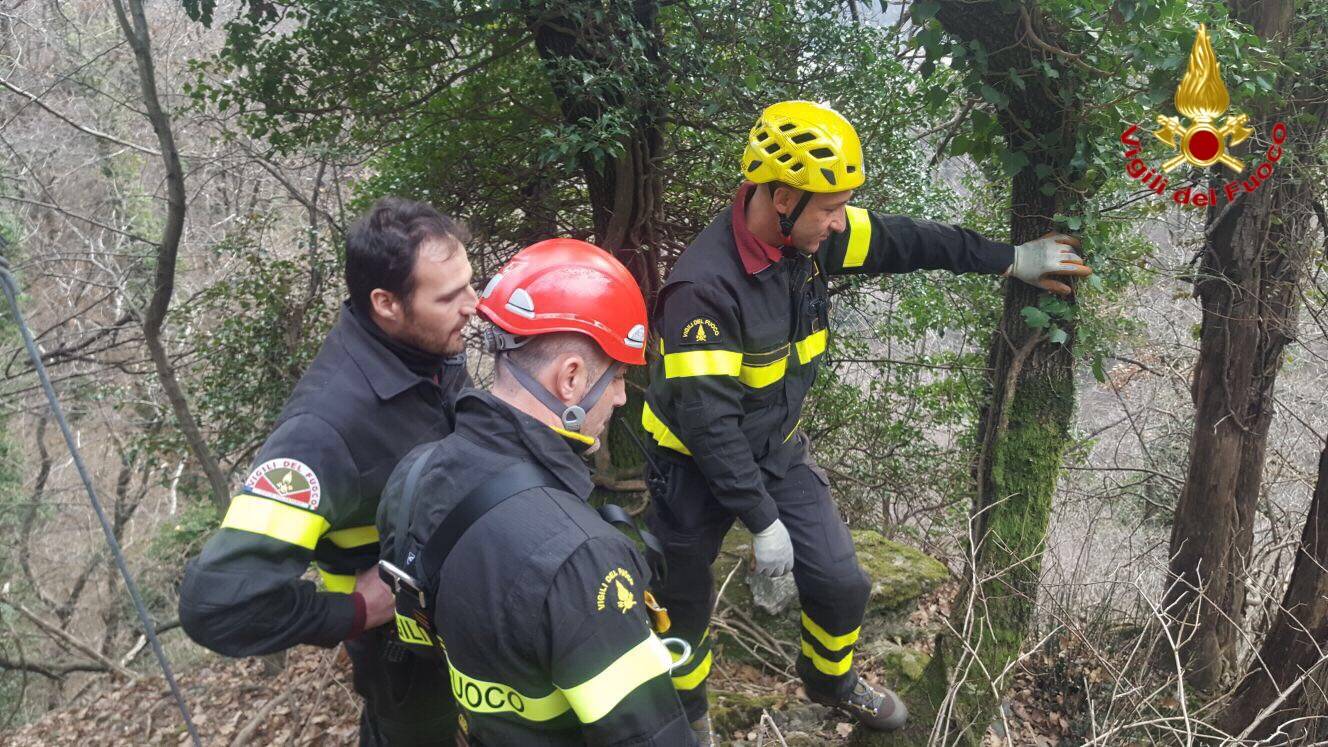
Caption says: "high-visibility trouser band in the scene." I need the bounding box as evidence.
[801,612,860,651]
[800,639,853,676]
[318,569,355,594]
[795,329,827,364]
[447,633,672,725]
[325,524,379,548]
[800,612,858,677]
[842,206,872,269]
[670,631,713,691]
[562,634,673,723]
[642,402,691,456]
[221,493,329,550]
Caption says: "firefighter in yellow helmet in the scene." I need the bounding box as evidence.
[642,101,1089,742]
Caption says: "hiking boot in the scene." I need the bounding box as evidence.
[809,676,908,732]
[690,714,715,746]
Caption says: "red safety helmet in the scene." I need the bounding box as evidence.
[477,238,647,366]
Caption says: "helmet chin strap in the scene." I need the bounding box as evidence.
[497,351,619,433]
[769,182,813,247]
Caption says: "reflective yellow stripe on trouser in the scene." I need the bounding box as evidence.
[221,494,329,549]
[447,633,672,724]
[841,206,872,269]
[800,612,860,676]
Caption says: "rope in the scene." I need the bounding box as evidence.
[0,236,201,746]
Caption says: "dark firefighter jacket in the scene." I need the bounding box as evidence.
[179,302,469,653]
[642,184,1015,532]
[376,390,695,746]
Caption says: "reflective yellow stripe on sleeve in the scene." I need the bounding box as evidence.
[319,569,355,594]
[801,640,853,676]
[663,349,742,378]
[842,206,872,269]
[560,634,673,724]
[221,493,329,550]
[795,329,828,364]
[642,402,692,456]
[448,660,572,722]
[325,525,379,548]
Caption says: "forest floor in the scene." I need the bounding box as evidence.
[3,585,1094,746]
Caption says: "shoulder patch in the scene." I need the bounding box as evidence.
[679,317,722,346]
[595,567,637,614]
[244,458,322,510]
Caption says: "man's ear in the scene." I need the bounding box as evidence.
[370,288,402,324]
[553,354,586,404]
[772,184,802,214]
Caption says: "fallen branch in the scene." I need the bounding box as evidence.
[0,589,138,680]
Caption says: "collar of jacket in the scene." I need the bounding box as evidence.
[338,301,449,401]
[731,181,789,275]
[451,389,596,500]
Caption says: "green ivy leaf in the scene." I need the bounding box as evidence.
[979,84,1009,108]
[1048,327,1069,345]
[1021,306,1051,329]
[1091,355,1107,383]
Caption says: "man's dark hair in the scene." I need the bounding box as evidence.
[344,197,470,316]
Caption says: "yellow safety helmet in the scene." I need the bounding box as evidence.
[741,100,864,193]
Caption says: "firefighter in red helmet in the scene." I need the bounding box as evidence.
[377,239,695,746]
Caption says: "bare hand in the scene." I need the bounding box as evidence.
[354,565,395,630]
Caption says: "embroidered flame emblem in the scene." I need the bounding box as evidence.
[615,579,636,613]
[1153,24,1254,173]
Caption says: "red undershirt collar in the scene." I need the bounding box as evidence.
[731,182,787,275]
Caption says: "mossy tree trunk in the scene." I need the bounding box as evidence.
[852,2,1083,744]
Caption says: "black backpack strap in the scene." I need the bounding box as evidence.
[596,503,668,582]
[393,442,443,568]
[414,461,556,584]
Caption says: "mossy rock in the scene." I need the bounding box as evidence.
[851,529,949,614]
[716,528,949,618]
[709,689,783,739]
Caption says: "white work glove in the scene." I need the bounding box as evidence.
[752,519,794,577]
[1009,233,1092,295]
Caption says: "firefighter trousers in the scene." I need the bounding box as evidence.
[645,453,871,721]
[349,626,459,745]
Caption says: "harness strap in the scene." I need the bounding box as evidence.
[393,442,444,568]
[415,461,558,583]
[596,503,668,582]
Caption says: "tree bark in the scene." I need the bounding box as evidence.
[525,0,668,492]
[852,4,1083,744]
[110,0,231,510]
[1219,434,1328,739]
[1163,0,1323,689]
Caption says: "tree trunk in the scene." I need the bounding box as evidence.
[110,0,230,511]
[1219,434,1328,739]
[526,0,668,494]
[1163,0,1322,689]
[853,4,1083,744]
